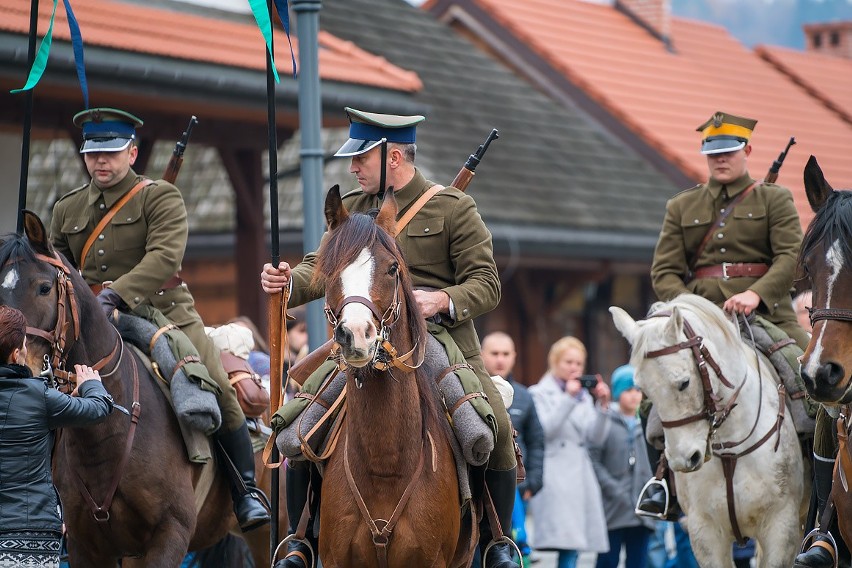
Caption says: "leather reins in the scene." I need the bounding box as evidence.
[644,311,787,544]
[22,252,140,523]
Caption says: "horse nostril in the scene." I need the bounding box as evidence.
[689,451,702,469]
[800,367,815,389]
[818,362,846,388]
[334,324,352,346]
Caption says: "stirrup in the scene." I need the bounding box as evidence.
[482,535,524,568]
[272,534,316,568]
[635,477,670,520]
[798,528,839,568]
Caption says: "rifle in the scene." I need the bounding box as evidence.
[162,116,199,184]
[764,137,795,184]
[451,128,499,192]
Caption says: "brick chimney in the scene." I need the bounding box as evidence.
[615,0,672,48]
[804,22,852,59]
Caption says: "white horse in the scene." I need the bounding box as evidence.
[610,294,804,568]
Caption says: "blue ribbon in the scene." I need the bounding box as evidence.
[11,0,90,109]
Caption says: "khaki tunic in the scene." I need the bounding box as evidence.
[50,169,244,430]
[289,168,514,469]
[650,171,808,348]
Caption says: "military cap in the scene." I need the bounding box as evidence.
[334,107,425,157]
[696,111,757,155]
[73,107,143,153]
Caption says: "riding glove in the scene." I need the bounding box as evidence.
[97,288,127,321]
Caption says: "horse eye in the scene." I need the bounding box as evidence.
[38,282,52,296]
[387,262,399,276]
[678,379,689,392]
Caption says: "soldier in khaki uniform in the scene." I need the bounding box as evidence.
[50,108,270,532]
[262,108,517,568]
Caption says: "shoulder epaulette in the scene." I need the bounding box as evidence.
[341,188,364,200]
[54,183,89,204]
[670,184,702,199]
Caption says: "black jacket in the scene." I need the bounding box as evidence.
[507,374,544,496]
[0,364,113,533]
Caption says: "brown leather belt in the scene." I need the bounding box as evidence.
[692,262,769,280]
[89,274,183,295]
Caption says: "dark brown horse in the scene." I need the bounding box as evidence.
[799,156,852,548]
[312,186,471,567]
[0,211,232,567]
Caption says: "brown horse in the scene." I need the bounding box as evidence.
[799,156,852,548]
[311,186,470,567]
[0,211,233,567]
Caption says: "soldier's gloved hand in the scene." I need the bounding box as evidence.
[97,288,127,322]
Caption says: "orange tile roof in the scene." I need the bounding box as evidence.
[756,45,852,126]
[0,0,422,93]
[449,0,852,228]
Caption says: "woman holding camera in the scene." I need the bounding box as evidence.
[528,336,610,568]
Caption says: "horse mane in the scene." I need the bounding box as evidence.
[800,189,852,269]
[313,212,448,439]
[0,231,37,270]
[632,294,744,360]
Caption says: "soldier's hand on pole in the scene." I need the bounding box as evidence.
[261,262,291,294]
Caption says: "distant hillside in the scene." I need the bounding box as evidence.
[672,0,852,48]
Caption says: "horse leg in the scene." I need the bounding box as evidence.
[756,503,808,568]
[123,522,192,568]
[65,536,119,568]
[685,515,736,568]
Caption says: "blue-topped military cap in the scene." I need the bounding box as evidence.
[73,107,143,153]
[334,107,425,157]
[696,111,757,155]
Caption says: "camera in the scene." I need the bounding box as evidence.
[579,374,598,390]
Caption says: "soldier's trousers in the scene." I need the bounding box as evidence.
[466,353,516,471]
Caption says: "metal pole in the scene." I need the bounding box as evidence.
[293,0,325,351]
[17,0,40,233]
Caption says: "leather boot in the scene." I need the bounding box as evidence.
[216,422,271,532]
[275,463,317,568]
[479,467,518,568]
[795,457,838,568]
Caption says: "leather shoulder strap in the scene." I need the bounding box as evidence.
[80,178,154,271]
[394,184,444,237]
[689,181,759,271]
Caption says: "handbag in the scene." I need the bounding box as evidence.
[220,350,270,418]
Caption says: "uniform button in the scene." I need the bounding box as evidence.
[73,225,78,230]
[693,219,700,224]
[424,228,430,233]
[171,301,176,306]
[747,213,753,218]
[717,233,724,239]
[134,297,140,303]
[99,203,105,210]
[126,217,132,222]
[97,249,104,256]
[462,308,469,316]
[100,265,107,271]
[774,302,779,308]
[719,222,725,227]
[720,248,727,253]
[720,208,725,213]
[98,234,105,241]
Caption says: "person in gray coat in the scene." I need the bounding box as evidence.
[588,365,654,568]
[481,332,544,564]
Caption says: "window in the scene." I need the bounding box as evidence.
[830,31,840,46]
[812,33,822,48]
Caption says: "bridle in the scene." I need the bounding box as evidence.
[810,306,852,326]
[323,269,422,385]
[13,252,122,390]
[644,310,787,544]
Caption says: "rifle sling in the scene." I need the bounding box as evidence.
[80,178,154,272]
[394,184,444,237]
[688,181,758,274]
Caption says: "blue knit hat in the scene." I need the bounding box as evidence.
[611,364,636,402]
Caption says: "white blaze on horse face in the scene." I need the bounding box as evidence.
[805,239,844,378]
[339,248,378,357]
[1,268,18,290]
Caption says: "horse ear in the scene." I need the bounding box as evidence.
[22,210,53,257]
[664,306,684,341]
[609,306,637,345]
[376,187,398,235]
[804,155,834,213]
[324,185,348,230]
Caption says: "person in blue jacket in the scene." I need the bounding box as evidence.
[0,306,113,568]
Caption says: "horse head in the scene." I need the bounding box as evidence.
[611,296,750,473]
[799,156,852,403]
[0,211,109,379]
[315,185,423,371]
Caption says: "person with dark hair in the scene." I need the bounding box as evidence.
[0,305,113,568]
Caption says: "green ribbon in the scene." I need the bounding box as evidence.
[247,0,281,83]
[11,0,59,94]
